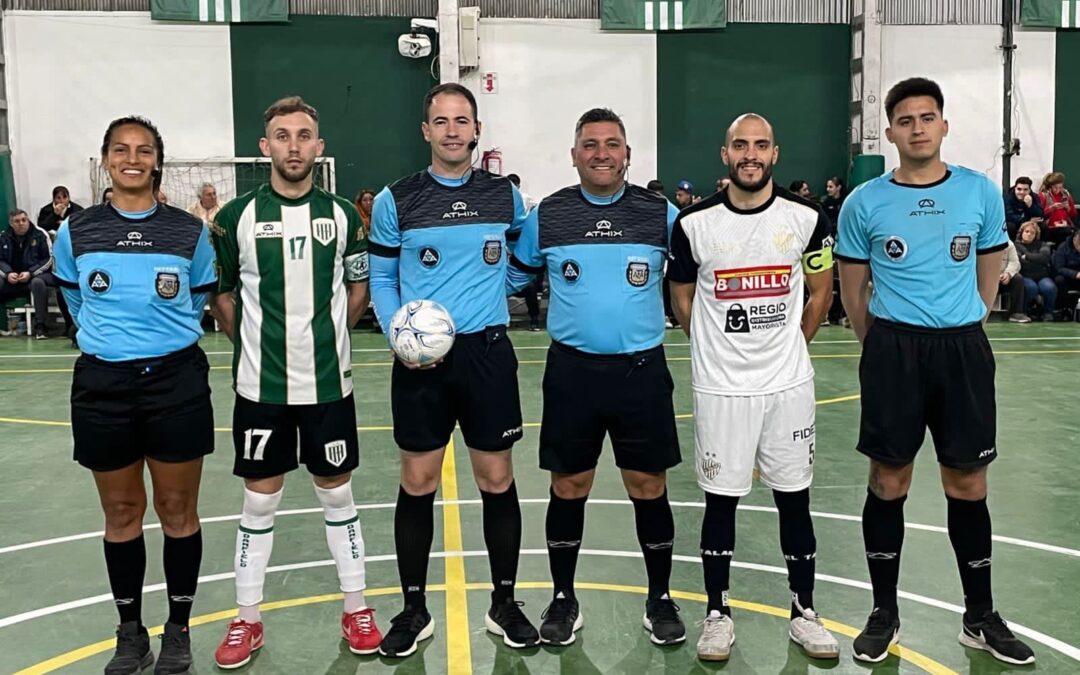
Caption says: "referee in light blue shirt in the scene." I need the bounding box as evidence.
[836,78,1035,665]
[507,108,684,647]
[52,116,217,674]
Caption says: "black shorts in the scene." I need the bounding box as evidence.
[232,394,360,479]
[539,341,681,474]
[857,319,997,469]
[391,325,523,452]
[71,344,214,472]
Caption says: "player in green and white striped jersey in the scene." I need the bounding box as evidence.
[209,96,383,667]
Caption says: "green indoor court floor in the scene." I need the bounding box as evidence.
[0,323,1078,674]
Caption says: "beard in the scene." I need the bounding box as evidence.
[729,160,773,193]
[273,155,315,184]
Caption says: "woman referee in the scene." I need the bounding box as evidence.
[52,117,218,675]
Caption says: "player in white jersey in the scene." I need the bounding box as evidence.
[667,114,839,662]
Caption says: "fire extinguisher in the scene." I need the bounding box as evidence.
[481,148,502,175]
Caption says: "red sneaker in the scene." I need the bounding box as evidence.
[343,608,382,655]
[214,619,264,669]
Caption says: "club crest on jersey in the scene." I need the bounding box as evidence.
[626,261,649,287]
[950,235,972,261]
[884,236,908,261]
[254,221,283,239]
[324,440,348,468]
[88,270,111,294]
[700,451,722,480]
[443,200,479,219]
[483,239,502,265]
[585,218,622,238]
[311,218,336,246]
[419,247,441,268]
[772,232,794,254]
[713,265,791,300]
[155,272,180,300]
[561,260,581,283]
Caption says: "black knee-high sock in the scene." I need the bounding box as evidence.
[862,489,906,612]
[701,493,738,616]
[773,489,817,619]
[163,530,203,627]
[394,486,436,608]
[546,488,587,599]
[631,490,675,600]
[946,495,993,620]
[104,534,147,625]
[480,480,522,604]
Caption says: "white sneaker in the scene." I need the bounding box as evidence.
[696,611,734,662]
[789,607,840,659]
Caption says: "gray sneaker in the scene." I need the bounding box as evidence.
[1008,313,1032,323]
[789,608,840,659]
[696,611,734,662]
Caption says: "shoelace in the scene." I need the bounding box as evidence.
[977,611,1013,640]
[390,608,427,631]
[699,615,729,638]
[350,611,375,635]
[499,600,531,626]
[865,612,894,633]
[114,629,144,653]
[650,600,682,623]
[541,599,574,622]
[224,623,253,647]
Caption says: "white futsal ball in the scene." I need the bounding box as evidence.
[389,300,456,366]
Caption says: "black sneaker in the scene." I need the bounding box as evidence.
[853,607,900,663]
[959,610,1035,665]
[485,597,540,648]
[642,596,685,645]
[104,621,153,675]
[154,622,192,674]
[529,320,541,332]
[379,605,434,658]
[540,593,584,646]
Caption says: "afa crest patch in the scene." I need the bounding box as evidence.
[483,240,503,265]
[156,272,180,299]
[626,261,649,287]
[950,235,972,262]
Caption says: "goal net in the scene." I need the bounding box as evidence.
[89,157,337,208]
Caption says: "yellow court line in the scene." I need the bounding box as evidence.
[15,582,955,675]
[0,395,861,432]
[440,437,472,675]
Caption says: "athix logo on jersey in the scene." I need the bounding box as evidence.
[117,231,153,248]
[443,200,479,219]
[88,270,111,293]
[311,217,336,246]
[585,218,623,238]
[713,265,791,300]
[419,247,441,268]
[254,221,284,239]
[910,198,946,217]
[324,440,348,468]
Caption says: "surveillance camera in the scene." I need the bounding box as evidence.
[398,33,432,59]
[410,18,438,32]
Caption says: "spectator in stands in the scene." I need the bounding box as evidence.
[647,180,665,197]
[1004,176,1043,240]
[0,209,58,339]
[102,187,114,204]
[1038,172,1076,244]
[188,182,221,223]
[1053,229,1080,303]
[1000,239,1028,322]
[675,180,694,208]
[36,185,83,235]
[507,173,543,330]
[1015,221,1057,321]
[821,176,845,233]
[788,179,813,200]
[354,188,375,238]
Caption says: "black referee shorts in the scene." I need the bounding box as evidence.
[857,318,997,469]
[539,341,680,475]
[71,343,214,472]
[391,325,523,452]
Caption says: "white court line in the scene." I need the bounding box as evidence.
[3,500,1077,560]
[4,335,1080,359]
[0,548,1077,663]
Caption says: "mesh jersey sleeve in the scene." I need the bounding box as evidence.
[666,219,698,283]
[977,177,1009,253]
[343,204,370,282]
[210,205,240,293]
[802,206,835,274]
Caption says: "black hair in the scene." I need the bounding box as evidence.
[575,108,626,140]
[885,77,945,122]
[100,115,165,190]
[9,208,27,220]
[646,179,664,192]
[354,188,376,203]
[51,185,70,200]
[1014,176,1033,188]
[788,180,809,192]
[423,83,478,122]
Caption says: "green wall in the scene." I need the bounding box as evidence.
[0,151,15,231]
[1055,31,1080,189]
[657,24,851,199]
[230,16,434,199]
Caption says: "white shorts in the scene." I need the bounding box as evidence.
[694,379,816,497]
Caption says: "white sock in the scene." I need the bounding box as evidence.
[235,487,283,621]
[314,481,366,612]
